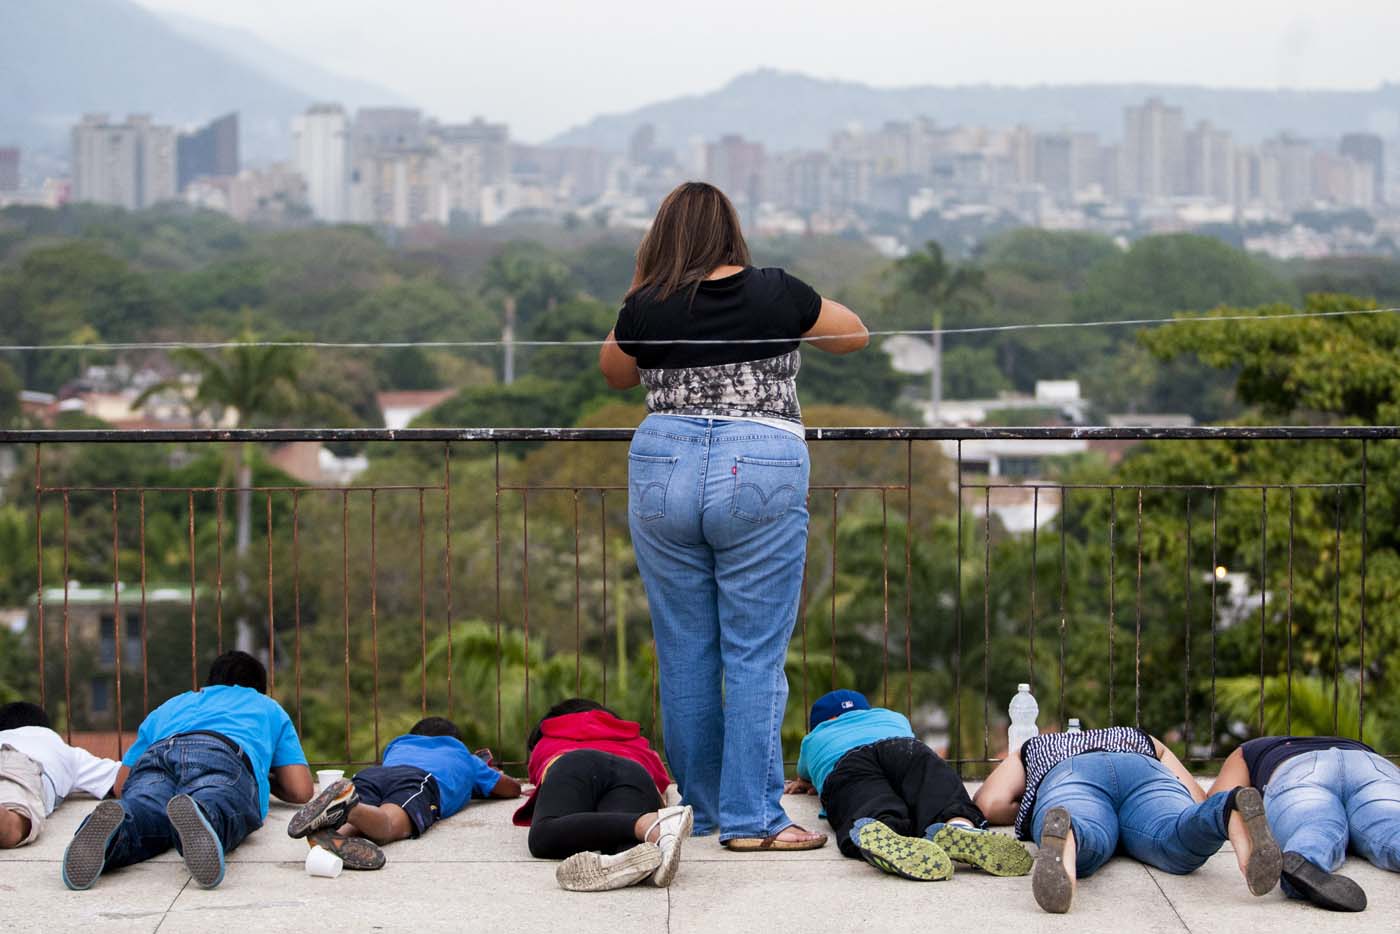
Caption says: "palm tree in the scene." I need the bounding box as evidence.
[889,242,987,423]
[137,335,302,650]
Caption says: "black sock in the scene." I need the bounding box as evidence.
[1221,786,1246,819]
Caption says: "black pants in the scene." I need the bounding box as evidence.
[822,737,985,859]
[527,749,664,859]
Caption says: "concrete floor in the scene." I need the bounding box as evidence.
[2,785,1394,934]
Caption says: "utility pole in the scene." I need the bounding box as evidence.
[930,309,943,425]
[502,297,516,385]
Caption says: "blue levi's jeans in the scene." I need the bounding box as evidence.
[627,415,810,841]
[1264,747,1400,898]
[98,733,262,870]
[1030,751,1231,877]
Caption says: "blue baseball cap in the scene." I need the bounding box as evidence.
[809,689,870,730]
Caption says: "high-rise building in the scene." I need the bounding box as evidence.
[1261,135,1315,211]
[1185,121,1235,203]
[1340,133,1385,204]
[433,118,510,186]
[350,149,444,228]
[704,134,766,206]
[292,104,350,222]
[629,123,657,167]
[1123,98,1185,199]
[353,108,424,160]
[71,114,177,210]
[176,113,238,191]
[0,148,18,191]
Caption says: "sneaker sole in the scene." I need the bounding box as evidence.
[557,844,662,892]
[1234,787,1282,896]
[855,821,953,881]
[931,825,1033,876]
[1282,852,1367,912]
[649,806,693,888]
[62,800,125,891]
[167,795,225,889]
[308,830,387,870]
[1033,807,1074,914]
[288,779,358,839]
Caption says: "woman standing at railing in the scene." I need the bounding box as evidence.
[598,181,868,850]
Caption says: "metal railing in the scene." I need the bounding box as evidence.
[1,425,1390,774]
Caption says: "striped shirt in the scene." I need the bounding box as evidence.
[1014,726,1156,839]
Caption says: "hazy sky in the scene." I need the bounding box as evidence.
[133,0,1400,142]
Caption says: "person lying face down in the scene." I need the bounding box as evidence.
[1209,734,1399,912]
[788,689,1030,881]
[62,650,314,891]
[516,698,692,892]
[287,715,522,869]
[974,724,1283,914]
[0,701,122,849]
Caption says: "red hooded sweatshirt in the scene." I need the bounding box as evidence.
[512,709,671,826]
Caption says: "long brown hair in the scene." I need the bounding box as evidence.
[627,181,752,304]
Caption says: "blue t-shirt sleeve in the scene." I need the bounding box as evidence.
[470,752,504,797]
[269,707,308,768]
[796,735,811,781]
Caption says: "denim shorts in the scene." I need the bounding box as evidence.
[352,765,441,837]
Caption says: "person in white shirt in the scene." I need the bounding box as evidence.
[0,701,123,847]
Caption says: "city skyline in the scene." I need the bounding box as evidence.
[127,0,1400,143]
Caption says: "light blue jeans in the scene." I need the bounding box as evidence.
[1031,752,1231,877]
[1265,748,1400,898]
[628,415,809,841]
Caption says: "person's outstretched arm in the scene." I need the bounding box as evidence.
[1152,736,1206,803]
[973,754,1026,826]
[490,774,523,799]
[270,764,315,804]
[802,298,869,354]
[1207,747,1252,797]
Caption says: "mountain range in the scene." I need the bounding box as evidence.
[0,0,404,159]
[549,68,1400,152]
[4,0,1399,166]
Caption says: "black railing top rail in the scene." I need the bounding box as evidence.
[3,425,1400,444]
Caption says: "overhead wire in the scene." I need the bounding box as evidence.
[0,305,1394,353]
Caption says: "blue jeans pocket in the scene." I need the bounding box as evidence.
[629,453,678,521]
[731,456,804,523]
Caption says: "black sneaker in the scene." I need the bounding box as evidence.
[307,830,387,870]
[1232,787,1282,896]
[1282,852,1367,912]
[62,800,125,891]
[1032,806,1074,914]
[288,779,359,839]
[167,794,226,889]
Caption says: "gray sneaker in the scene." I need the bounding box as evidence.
[556,843,662,892]
[646,805,693,888]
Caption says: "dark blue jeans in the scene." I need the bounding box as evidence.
[101,734,262,869]
[1030,751,1230,878]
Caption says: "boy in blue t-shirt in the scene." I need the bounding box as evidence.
[62,651,313,891]
[789,690,1030,882]
[288,716,521,867]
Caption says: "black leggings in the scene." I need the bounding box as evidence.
[822,737,986,859]
[527,749,663,859]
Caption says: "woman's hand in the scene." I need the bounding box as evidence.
[784,778,817,795]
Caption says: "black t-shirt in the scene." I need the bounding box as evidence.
[613,267,822,369]
[1240,735,1375,787]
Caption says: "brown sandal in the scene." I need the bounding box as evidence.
[722,825,828,852]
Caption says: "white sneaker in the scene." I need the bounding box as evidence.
[645,805,693,888]
[556,843,662,892]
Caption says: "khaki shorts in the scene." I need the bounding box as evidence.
[0,745,45,845]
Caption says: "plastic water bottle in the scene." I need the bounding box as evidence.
[1066,718,1082,733]
[1007,683,1039,753]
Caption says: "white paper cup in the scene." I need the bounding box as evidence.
[316,769,345,787]
[305,845,344,878]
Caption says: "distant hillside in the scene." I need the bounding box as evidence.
[550,68,1400,152]
[159,10,408,114]
[0,0,400,160]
